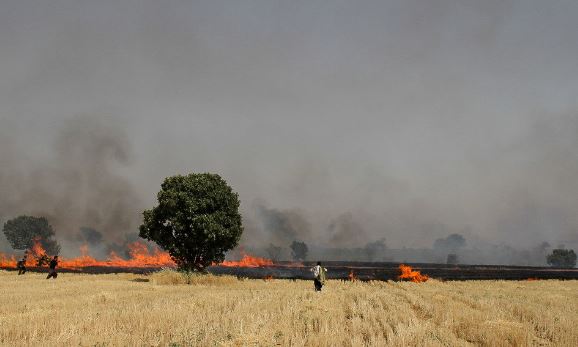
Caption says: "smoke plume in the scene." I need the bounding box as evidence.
[1,1,578,262]
[0,117,142,251]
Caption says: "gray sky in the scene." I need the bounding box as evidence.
[1,0,578,251]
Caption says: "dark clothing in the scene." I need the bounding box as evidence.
[17,260,26,275]
[314,278,323,291]
[46,259,58,279]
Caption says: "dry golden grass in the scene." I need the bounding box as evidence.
[0,270,577,347]
[150,268,239,286]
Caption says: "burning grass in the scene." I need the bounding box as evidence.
[0,239,175,269]
[219,253,274,267]
[0,239,277,271]
[398,264,429,282]
[1,271,577,346]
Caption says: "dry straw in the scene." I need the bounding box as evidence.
[1,270,577,346]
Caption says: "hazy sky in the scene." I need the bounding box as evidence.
[1,1,578,250]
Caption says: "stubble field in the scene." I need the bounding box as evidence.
[0,270,577,346]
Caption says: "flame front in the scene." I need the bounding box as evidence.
[0,240,274,270]
[398,264,429,283]
[219,253,274,267]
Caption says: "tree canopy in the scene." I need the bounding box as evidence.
[2,215,61,255]
[546,249,577,268]
[139,173,243,272]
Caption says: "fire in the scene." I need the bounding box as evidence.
[398,264,429,283]
[526,278,539,281]
[348,270,357,281]
[0,239,277,271]
[58,241,175,269]
[30,237,47,258]
[0,239,176,270]
[219,254,274,268]
[0,254,17,268]
[264,275,273,281]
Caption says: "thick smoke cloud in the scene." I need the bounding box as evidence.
[0,117,142,251]
[253,204,311,246]
[1,1,578,261]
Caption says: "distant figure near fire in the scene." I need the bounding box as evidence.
[17,255,27,275]
[311,262,327,292]
[46,256,58,279]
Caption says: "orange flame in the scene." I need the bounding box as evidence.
[30,237,47,258]
[0,240,276,270]
[0,254,17,268]
[526,277,539,281]
[264,275,273,281]
[57,241,175,269]
[219,253,274,267]
[348,270,357,281]
[0,239,175,270]
[398,264,429,283]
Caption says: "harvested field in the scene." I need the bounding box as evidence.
[1,270,577,346]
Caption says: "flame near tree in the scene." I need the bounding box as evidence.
[220,253,274,267]
[0,239,279,270]
[6,238,175,269]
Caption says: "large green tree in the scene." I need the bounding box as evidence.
[139,173,243,272]
[2,216,61,255]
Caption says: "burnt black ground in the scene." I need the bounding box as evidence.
[3,261,578,281]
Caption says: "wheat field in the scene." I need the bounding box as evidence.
[0,270,577,346]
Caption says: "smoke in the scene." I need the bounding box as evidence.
[0,117,143,253]
[327,213,367,248]
[1,1,578,263]
[251,204,311,246]
[77,227,104,246]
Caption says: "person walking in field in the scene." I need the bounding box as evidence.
[17,255,27,275]
[46,256,58,279]
[311,261,327,292]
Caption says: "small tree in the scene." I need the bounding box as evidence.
[139,173,243,272]
[290,240,308,261]
[546,249,577,268]
[2,216,61,255]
